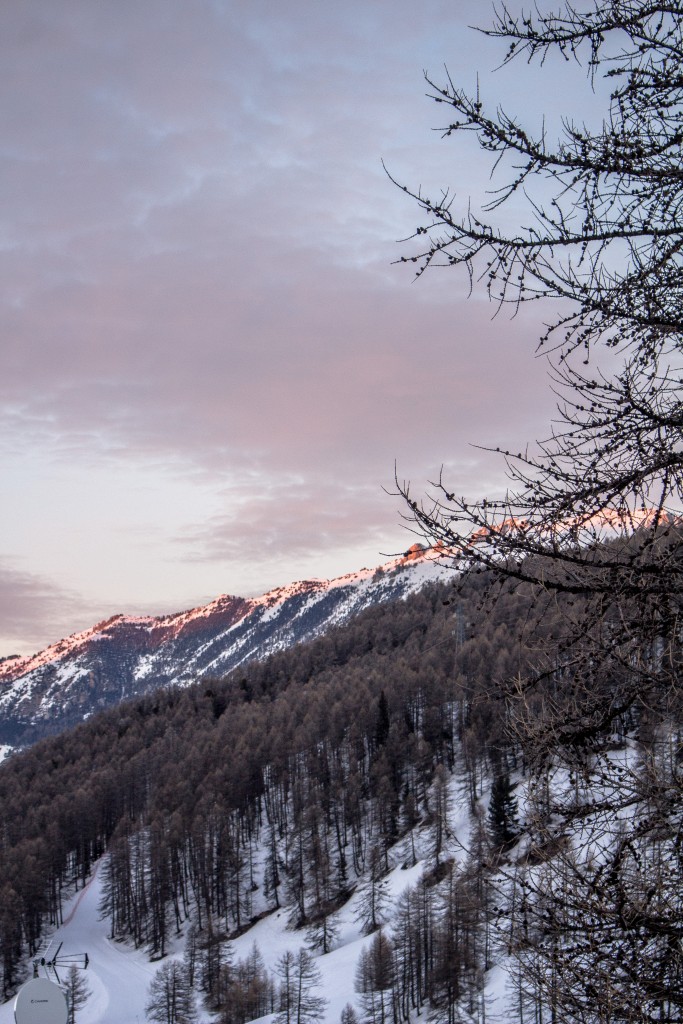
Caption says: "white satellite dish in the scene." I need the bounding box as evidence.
[14,978,68,1024]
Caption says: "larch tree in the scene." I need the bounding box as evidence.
[393,0,683,734]
[392,2,683,1022]
[65,964,91,1024]
[341,1004,361,1024]
[354,843,391,936]
[145,960,196,1024]
[275,947,327,1024]
[355,929,397,1024]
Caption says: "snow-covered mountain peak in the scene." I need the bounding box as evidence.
[0,616,127,684]
[0,546,453,748]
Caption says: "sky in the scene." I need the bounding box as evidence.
[0,0,598,657]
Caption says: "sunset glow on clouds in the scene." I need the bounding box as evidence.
[0,0,572,655]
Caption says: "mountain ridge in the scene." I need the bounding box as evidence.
[0,543,453,747]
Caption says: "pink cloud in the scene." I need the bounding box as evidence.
[0,0,570,651]
[0,561,95,657]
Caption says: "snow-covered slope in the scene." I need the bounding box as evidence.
[0,772,512,1024]
[0,545,453,747]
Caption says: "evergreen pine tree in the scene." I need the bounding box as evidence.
[374,692,390,750]
[488,772,518,850]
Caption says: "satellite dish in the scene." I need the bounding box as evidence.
[14,978,68,1024]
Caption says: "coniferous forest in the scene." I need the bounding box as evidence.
[1,555,681,1023]
[1,578,501,1000]
[3,2,683,1023]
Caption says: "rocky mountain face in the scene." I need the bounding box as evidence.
[0,545,452,747]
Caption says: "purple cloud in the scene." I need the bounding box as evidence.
[0,0,566,654]
[0,561,95,655]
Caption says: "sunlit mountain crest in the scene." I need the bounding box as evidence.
[467,506,677,546]
[0,544,451,749]
[1,509,666,752]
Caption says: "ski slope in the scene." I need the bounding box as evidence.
[0,862,421,1024]
[0,781,514,1024]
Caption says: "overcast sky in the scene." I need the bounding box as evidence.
[0,0,598,656]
